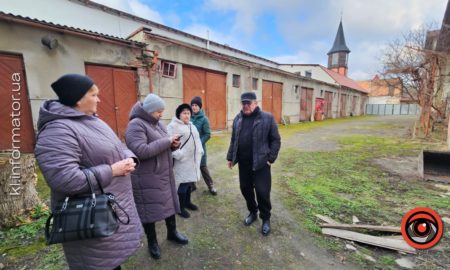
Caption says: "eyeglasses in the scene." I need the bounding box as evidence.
[241,101,252,105]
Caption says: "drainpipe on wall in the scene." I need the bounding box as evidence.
[147,50,159,94]
[147,65,153,94]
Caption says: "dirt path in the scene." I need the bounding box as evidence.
[124,116,416,270]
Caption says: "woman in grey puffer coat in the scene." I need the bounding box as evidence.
[125,94,189,260]
[34,74,142,270]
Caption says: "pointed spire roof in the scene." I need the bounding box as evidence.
[327,20,350,55]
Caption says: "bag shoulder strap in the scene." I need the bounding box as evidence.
[82,168,104,194]
[179,124,193,150]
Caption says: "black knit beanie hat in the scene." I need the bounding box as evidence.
[51,74,95,106]
[176,103,193,119]
[190,96,202,109]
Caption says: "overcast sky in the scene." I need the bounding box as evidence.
[94,0,447,80]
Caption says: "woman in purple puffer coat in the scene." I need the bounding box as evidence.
[125,94,189,260]
[35,74,142,270]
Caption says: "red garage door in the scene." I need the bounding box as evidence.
[300,87,314,121]
[86,65,138,140]
[0,54,35,153]
[182,66,227,130]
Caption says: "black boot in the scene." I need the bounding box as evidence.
[178,193,190,218]
[143,223,161,259]
[244,212,257,226]
[262,219,271,236]
[185,186,198,211]
[165,215,189,245]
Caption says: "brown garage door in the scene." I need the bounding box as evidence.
[351,96,357,115]
[262,80,282,123]
[300,87,314,121]
[182,66,226,130]
[86,65,138,140]
[0,54,35,153]
[324,91,333,119]
[360,95,366,115]
[340,94,347,117]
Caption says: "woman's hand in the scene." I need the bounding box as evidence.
[170,134,181,148]
[111,158,136,177]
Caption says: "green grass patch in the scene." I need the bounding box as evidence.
[36,245,67,270]
[190,225,220,250]
[277,134,448,228]
[378,255,397,269]
[0,204,49,257]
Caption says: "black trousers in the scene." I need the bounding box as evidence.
[238,163,272,221]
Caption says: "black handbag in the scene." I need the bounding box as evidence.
[44,169,130,245]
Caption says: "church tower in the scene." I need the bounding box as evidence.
[327,20,350,76]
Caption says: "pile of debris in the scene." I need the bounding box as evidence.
[317,214,416,268]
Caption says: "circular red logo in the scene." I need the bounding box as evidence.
[401,207,443,249]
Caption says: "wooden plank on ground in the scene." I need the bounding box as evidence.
[322,228,416,254]
[320,223,401,233]
[381,235,404,240]
[315,214,339,224]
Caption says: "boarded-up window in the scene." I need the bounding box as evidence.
[388,85,394,96]
[161,61,176,78]
[252,78,258,90]
[232,74,240,88]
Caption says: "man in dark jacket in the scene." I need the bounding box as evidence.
[226,91,281,236]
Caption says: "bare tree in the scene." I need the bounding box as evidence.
[382,24,447,137]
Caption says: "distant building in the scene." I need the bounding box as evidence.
[280,19,368,119]
[357,75,420,115]
[280,64,368,119]
[357,75,406,105]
